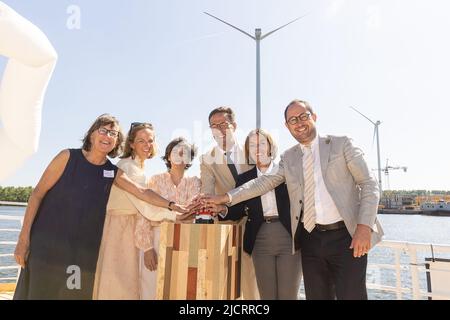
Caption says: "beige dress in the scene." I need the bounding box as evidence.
[135,172,201,299]
[93,158,178,299]
[92,157,144,299]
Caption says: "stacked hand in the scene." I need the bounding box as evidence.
[171,200,204,222]
[170,193,230,222]
[188,194,229,217]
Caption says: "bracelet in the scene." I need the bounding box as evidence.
[167,201,175,211]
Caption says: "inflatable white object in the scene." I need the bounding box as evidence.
[0,1,57,182]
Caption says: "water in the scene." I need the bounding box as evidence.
[377,214,450,244]
[2,206,450,298]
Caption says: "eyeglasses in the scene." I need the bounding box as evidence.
[98,127,119,138]
[286,112,312,125]
[209,121,232,130]
[130,122,153,131]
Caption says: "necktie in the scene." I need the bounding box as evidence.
[303,145,317,233]
[225,152,239,182]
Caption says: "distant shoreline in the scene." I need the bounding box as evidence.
[0,201,27,207]
[379,209,450,217]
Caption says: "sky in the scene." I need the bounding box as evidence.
[1,0,449,191]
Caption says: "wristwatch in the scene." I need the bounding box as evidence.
[167,201,175,211]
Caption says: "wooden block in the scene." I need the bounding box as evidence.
[169,251,179,300]
[197,249,207,299]
[186,267,197,299]
[156,221,243,300]
[188,225,200,268]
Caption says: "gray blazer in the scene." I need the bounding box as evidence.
[228,135,384,253]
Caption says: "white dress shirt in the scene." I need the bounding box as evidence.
[257,162,279,218]
[300,135,343,225]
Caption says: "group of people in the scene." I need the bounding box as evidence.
[13,101,384,300]
[3,1,385,301]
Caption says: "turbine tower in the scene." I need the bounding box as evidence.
[204,12,306,129]
[350,106,383,198]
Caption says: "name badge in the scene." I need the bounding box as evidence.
[103,170,115,178]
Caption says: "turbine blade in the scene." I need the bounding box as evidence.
[349,106,376,125]
[261,13,309,40]
[204,12,255,40]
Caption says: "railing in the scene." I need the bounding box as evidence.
[1,211,450,300]
[367,240,450,300]
[0,201,27,207]
[0,214,23,294]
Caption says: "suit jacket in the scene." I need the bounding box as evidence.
[200,145,253,194]
[228,135,384,253]
[221,167,292,255]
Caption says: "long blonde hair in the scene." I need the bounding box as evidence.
[120,123,157,159]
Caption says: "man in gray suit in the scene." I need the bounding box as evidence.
[200,100,384,300]
[200,107,260,300]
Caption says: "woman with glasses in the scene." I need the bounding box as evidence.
[13,115,194,300]
[220,129,302,300]
[135,137,200,300]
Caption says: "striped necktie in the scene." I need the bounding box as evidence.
[303,145,316,233]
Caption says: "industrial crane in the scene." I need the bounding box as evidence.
[382,159,407,190]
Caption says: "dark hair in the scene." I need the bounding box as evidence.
[244,129,278,165]
[162,137,197,171]
[208,107,236,124]
[81,114,124,158]
[284,99,314,121]
[120,123,156,159]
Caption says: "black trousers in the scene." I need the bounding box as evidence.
[299,226,368,300]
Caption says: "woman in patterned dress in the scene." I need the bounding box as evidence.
[135,137,201,300]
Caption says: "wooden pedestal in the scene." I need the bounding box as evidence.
[156,221,243,300]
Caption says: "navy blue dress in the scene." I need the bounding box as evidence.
[14,149,118,300]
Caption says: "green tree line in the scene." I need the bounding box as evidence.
[1,186,448,204]
[0,186,33,203]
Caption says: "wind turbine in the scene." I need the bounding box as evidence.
[350,106,383,198]
[204,12,307,129]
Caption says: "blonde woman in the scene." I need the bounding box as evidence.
[222,129,302,299]
[93,124,191,299]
